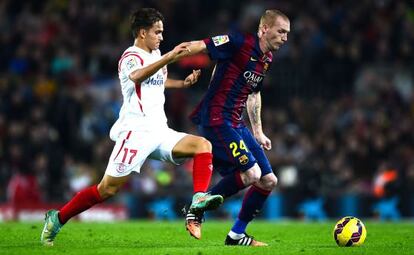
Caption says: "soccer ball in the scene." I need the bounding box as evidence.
[333,216,367,247]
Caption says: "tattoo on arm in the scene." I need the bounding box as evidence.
[253,98,261,124]
[247,92,262,131]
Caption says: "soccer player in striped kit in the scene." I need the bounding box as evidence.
[175,9,290,246]
[41,8,223,246]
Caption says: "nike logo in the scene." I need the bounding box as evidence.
[250,57,258,62]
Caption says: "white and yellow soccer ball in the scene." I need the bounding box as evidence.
[333,216,367,247]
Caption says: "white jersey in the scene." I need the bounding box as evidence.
[110,46,168,140]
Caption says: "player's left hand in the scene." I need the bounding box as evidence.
[255,133,272,150]
[184,69,201,87]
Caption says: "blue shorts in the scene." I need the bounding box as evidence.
[198,125,273,177]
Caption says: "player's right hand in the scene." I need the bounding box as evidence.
[166,42,192,62]
[255,132,272,150]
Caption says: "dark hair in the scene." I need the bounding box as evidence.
[130,8,164,38]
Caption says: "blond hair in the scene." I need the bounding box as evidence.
[259,9,289,29]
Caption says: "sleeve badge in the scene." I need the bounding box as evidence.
[212,35,230,46]
[126,57,138,70]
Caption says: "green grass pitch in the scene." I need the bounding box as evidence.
[0,220,413,255]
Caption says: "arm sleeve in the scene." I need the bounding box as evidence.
[120,54,144,77]
[203,31,244,60]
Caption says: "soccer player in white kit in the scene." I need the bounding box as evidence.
[41,8,223,246]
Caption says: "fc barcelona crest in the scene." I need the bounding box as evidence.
[263,62,269,72]
[238,155,249,165]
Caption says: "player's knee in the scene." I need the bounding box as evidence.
[195,136,212,153]
[241,165,261,185]
[265,174,278,190]
[98,183,120,199]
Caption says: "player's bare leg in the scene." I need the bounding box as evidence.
[173,135,223,239]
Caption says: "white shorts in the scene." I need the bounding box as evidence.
[105,127,187,177]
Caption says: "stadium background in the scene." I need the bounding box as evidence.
[1,0,413,221]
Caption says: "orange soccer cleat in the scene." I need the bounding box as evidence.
[185,210,204,239]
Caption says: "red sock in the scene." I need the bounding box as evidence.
[192,152,213,193]
[58,185,104,224]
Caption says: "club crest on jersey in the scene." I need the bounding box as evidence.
[243,71,264,88]
[212,35,229,46]
[126,58,138,70]
[115,163,127,173]
[238,155,249,165]
[263,62,269,72]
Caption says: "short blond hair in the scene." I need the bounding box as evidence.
[259,9,289,29]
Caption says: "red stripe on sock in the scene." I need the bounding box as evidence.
[58,185,104,224]
[192,152,213,193]
[252,185,272,195]
[237,185,271,221]
[238,185,255,216]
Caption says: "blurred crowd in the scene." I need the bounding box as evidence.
[1,0,414,218]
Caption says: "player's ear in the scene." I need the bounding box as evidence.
[258,24,267,37]
[262,24,269,34]
[139,28,146,39]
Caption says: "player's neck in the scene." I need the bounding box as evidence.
[258,37,269,54]
[134,38,152,53]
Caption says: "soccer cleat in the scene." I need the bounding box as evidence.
[185,210,204,239]
[185,193,223,239]
[40,210,63,246]
[189,192,223,213]
[225,233,268,246]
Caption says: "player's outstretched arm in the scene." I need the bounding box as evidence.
[165,69,201,88]
[172,40,208,63]
[247,92,272,150]
[129,42,191,83]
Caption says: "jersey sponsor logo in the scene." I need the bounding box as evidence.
[143,73,164,86]
[212,35,230,46]
[238,155,249,165]
[243,71,264,88]
[126,57,138,70]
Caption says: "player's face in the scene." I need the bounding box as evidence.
[265,17,290,51]
[144,20,164,51]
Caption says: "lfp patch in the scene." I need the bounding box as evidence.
[126,57,138,70]
[212,35,229,46]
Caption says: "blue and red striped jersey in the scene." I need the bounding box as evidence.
[190,31,273,128]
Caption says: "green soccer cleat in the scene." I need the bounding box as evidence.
[189,192,223,214]
[40,210,63,246]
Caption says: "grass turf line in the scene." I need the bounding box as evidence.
[0,220,413,255]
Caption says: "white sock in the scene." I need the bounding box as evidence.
[228,230,245,240]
